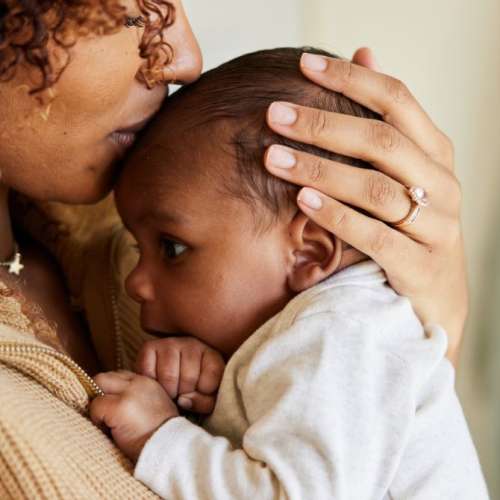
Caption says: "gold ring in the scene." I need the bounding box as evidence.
[392,186,429,228]
[392,202,421,228]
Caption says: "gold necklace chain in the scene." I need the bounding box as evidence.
[0,341,103,398]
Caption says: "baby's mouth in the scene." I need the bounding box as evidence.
[143,326,189,339]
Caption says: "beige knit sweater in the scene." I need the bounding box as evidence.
[0,197,157,499]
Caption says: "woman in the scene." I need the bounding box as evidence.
[0,0,466,497]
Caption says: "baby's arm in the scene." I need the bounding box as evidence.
[89,314,415,499]
[136,337,225,414]
[90,313,487,499]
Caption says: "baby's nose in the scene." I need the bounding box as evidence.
[125,266,155,304]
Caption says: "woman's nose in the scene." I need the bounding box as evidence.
[166,1,203,84]
[125,264,155,304]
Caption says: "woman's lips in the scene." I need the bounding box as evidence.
[109,116,154,151]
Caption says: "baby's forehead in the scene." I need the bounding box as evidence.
[123,116,238,184]
[118,127,237,209]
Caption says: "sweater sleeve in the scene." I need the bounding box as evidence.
[134,313,486,500]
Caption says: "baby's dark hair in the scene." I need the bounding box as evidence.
[153,47,379,225]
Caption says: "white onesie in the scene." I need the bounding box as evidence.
[135,261,489,499]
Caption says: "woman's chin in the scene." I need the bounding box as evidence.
[38,186,110,205]
[41,169,117,205]
[62,178,116,205]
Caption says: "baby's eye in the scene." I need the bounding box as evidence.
[161,238,188,260]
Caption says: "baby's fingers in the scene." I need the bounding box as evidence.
[197,350,225,395]
[94,371,133,395]
[178,349,202,396]
[135,345,157,379]
[178,391,217,415]
[156,348,181,399]
[89,394,121,429]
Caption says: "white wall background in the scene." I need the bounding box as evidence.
[183,0,500,495]
[183,0,303,70]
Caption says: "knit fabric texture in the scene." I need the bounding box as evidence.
[0,197,160,499]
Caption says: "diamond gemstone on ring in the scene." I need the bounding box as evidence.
[409,186,429,207]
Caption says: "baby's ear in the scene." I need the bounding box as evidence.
[287,212,342,293]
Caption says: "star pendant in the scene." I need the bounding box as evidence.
[8,252,24,276]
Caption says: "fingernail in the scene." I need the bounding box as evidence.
[298,189,323,210]
[269,102,298,126]
[177,396,192,410]
[266,146,296,169]
[301,53,328,72]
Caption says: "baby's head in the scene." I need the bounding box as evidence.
[116,47,377,357]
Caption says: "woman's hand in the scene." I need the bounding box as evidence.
[265,48,467,368]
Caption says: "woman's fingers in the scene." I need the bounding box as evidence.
[351,47,381,72]
[266,145,410,221]
[266,104,449,192]
[265,145,458,237]
[296,187,426,271]
[298,55,453,168]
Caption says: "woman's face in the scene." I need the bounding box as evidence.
[0,0,202,204]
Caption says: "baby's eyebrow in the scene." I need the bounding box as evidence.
[140,208,187,226]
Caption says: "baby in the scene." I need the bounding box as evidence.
[91,48,488,499]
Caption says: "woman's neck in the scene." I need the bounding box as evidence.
[0,183,15,261]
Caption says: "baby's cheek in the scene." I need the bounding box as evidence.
[197,277,275,356]
[174,275,247,354]
[174,246,288,355]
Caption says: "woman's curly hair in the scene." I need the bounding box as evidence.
[0,0,175,94]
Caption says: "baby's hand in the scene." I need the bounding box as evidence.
[91,370,178,462]
[136,337,225,414]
